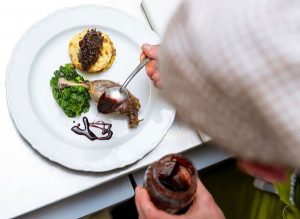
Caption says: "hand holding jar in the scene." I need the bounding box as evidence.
[135,154,225,219]
[135,179,224,219]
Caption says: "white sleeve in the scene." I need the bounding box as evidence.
[159,0,300,169]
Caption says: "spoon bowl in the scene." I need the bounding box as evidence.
[106,86,129,103]
[97,58,150,113]
[97,86,128,114]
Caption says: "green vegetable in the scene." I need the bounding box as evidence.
[50,64,90,117]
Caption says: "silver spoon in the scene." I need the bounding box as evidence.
[98,58,150,113]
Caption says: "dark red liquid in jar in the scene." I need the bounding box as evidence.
[144,154,197,214]
[97,92,120,114]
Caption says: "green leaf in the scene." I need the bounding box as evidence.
[50,64,91,117]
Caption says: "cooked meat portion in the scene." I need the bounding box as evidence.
[58,78,141,128]
[88,80,141,128]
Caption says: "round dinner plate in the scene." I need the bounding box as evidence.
[6,5,175,172]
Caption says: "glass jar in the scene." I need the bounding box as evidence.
[144,154,198,214]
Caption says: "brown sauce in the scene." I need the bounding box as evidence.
[71,117,113,140]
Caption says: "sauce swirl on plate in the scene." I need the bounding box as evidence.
[71,117,113,140]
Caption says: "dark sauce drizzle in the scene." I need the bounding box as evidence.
[97,91,120,114]
[71,117,113,140]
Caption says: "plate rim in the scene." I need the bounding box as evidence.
[5,4,176,172]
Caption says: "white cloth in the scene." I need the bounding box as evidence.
[159,0,300,169]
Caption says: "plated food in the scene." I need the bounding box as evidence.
[89,80,141,128]
[57,75,141,128]
[50,64,90,117]
[7,5,174,171]
[69,29,116,73]
[50,28,141,130]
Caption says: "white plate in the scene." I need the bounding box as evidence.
[6,5,175,172]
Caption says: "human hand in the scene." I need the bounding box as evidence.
[237,160,287,183]
[135,178,225,219]
[140,44,161,88]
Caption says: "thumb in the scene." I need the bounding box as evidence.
[185,179,225,219]
[135,186,178,219]
[142,44,159,59]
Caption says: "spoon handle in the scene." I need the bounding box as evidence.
[121,57,150,90]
